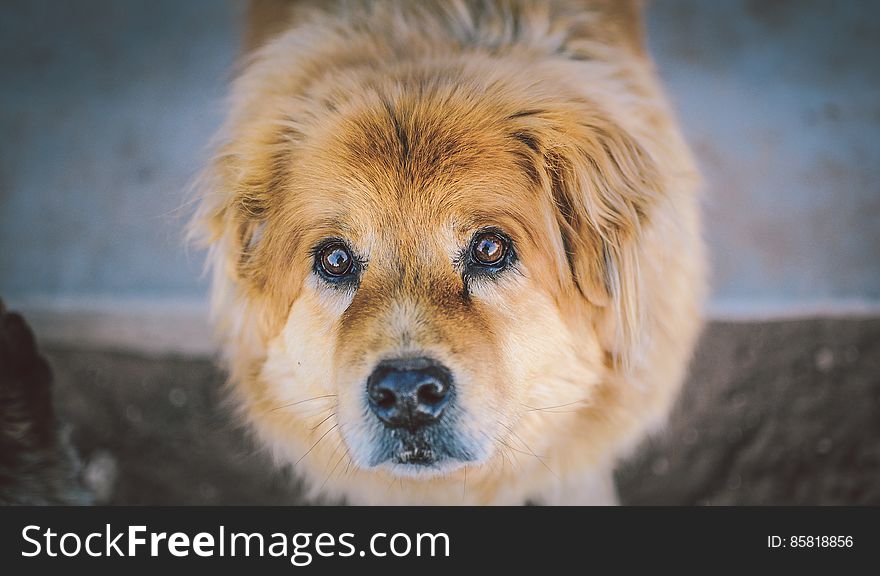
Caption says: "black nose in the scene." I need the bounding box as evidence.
[367,357,453,429]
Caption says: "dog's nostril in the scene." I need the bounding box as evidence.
[370,386,396,409]
[417,380,447,406]
[366,357,453,429]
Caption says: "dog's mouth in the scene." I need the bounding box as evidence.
[365,425,480,476]
[395,446,437,466]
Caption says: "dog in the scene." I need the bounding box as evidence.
[0,300,92,505]
[192,0,705,504]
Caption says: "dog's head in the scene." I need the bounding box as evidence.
[193,10,693,498]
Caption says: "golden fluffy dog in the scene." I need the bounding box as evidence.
[192,0,705,504]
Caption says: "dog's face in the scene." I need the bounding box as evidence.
[259,89,608,477]
[200,54,667,492]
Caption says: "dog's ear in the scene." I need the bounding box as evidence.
[188,118,304,368]
[192,145,276,289]
[528,104,661,371]
[560,0,645,57]
[606,0,647,52]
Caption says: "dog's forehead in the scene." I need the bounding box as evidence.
[305,180,541,259]
[293,102,545,252]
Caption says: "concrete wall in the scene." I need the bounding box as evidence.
[0,0,238,301]
[649,0,880,308]
[2,0,879,314]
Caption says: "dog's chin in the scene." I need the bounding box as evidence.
[368,444,478,480]
[350,426,490,479]
[376,456,470,479]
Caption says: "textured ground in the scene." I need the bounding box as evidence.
[617,318,880,505]
[41,318,880,505]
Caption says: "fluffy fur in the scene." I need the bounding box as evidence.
[192,0,705,504]
[0,301,91,505]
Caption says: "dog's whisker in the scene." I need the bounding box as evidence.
[480,429,510,476]
[521,398,590,413]
[494,420,558,479]
[500,444,519,473]
[486,430,522,474]
[342,455,354,480]
[317,436,342,487]
[495,419,544,456]
[461,466,468,502]
[320,437,349,493]
[269,394,337,413]
[507,426,552,466]
[309,411,336,432]
[499,438,528,473]
[292,423,338,470]
[496,437,537,459]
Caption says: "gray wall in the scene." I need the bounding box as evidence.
[0,0,238,300]
[2,0,878,308]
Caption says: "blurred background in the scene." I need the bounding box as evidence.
[0,0,878,504]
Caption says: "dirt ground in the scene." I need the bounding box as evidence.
[44,318,880,505]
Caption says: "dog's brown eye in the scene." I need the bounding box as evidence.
[472,232,506,266]
[319,243,353,276]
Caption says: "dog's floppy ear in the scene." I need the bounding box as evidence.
[534,104,661,371]
[188,118,304,369]
[191,138,283,291]
[572,0,647,55]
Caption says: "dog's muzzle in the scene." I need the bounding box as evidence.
[365,357,473,469]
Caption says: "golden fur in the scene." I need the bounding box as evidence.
[192,0,705,504]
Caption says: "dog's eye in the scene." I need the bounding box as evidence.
[318,242,353,277]
[471,232,507,266]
